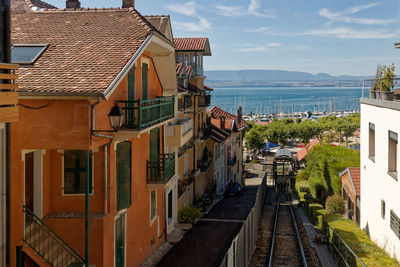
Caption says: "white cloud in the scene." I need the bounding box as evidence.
[303,27,399,39]
[216,0,276,18]
[215,5,244,17]
[319,3,395,25]
[166,2,211,32]
[267,43,280,47]
[166,2,196,16]
[173,16,211,32]
[236,47,266,52]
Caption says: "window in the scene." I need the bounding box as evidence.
[64,150,92,194]
[369,123,375,161]
[382,200,386,219]
[150,190,157,223]
[116,142,131,211]
[11,44,48,64]
[390,210,400,239]
[115,213,126,267]
[388,130,398,179]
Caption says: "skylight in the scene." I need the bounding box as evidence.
[11,44,48,64]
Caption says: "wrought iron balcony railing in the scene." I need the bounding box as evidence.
[198,94,211,107]
[147,153,175,184]
[118,96,174,130]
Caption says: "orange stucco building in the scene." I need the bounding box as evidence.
[10,5,178,267]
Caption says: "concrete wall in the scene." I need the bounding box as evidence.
[360,102,400,259]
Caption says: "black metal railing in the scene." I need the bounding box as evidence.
[327,224,366,267]
[23,206,85,267]
[147,153,175,184]
[201,124,212,140]
[118,96,174,130]
[198,94,211,107]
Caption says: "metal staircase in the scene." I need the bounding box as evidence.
[23,206,86,267]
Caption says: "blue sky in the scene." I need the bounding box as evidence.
[46,0,400,76]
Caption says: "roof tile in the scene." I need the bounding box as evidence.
[208,106,246,132]
[174,37,208,51]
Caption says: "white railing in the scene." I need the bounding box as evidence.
[181,118,193,136]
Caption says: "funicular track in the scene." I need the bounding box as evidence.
[249,188,320,267]
[268,193,307,267]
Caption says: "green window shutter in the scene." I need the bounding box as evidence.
[127,66,136,126]
[116,141,131,211]
[149,128,160,162]
[64,150,92,194]
[142,63,148,100]
[115,213,125,267]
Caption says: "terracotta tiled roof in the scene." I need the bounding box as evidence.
[176,63,183,75]
[348,167,360,196]
[11,9,168,97]
[209,106,246,132]
[185,65,192,76]
[255,120,270,126]
[211,124,230,143]
[174,37,208,51]
[144,15,172,41]
[11,0,57,11]
[297,138,320,161]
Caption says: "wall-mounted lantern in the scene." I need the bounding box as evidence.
[108,104,124,130]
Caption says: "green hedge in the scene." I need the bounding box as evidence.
[301,199,399,266]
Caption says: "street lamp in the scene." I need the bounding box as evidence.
[108,104,124,129]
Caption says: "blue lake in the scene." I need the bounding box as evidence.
[210,87,364,114]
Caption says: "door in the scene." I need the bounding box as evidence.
[116,142,131,211]
[149,128,160,180]
[127,66,136,126]
[115,213,126,267]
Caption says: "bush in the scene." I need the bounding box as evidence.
[326,195,345,215]
[178,207,202,223]
[295,180,310,193]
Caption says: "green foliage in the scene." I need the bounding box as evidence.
[178,207,202,223]
[293,120,321,145]
[295,180,310,193]
[296,169,310,181]
[245,127,266,151]
[379,64,396,92]
[326,195,345,214]
[265,119,292,146]
[296,118,302,124]
[300,144,360,201]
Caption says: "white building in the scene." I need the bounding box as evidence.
[360,97,400,259]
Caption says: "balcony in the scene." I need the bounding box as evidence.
[147,153,175,185]
[165,118,193,147]
[200,124,212,140]
[0,63,19,123]
[228,155,237,166]
[198,94,211,107]
[115,96,174,139]
[178,95,193,111]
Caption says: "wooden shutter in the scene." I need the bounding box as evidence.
[116,141,131,211]
[149,128,160,162]
[64,150,92,194]
[115,213,125,267]
[142,63,148,100]
[127,66,136,126]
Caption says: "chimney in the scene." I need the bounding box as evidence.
[237,106,242,123]
[122,0,135,8]
[66,0,80,8]
[220,117,225,130]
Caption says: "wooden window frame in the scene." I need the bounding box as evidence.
[62,150,94,196]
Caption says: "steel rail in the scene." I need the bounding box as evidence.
[267,193,308,267]
[287,194,308,267]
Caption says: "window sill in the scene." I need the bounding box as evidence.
[388,171,398,181]
[368,156,375,162]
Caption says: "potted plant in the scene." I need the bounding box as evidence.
[370,67,380,99]
[381,64,395,101]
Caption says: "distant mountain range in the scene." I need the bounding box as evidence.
[204,70,370,87]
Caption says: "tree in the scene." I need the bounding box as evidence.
[294,120,321,148]
[245,127,266,156]
[266,120,291,147]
